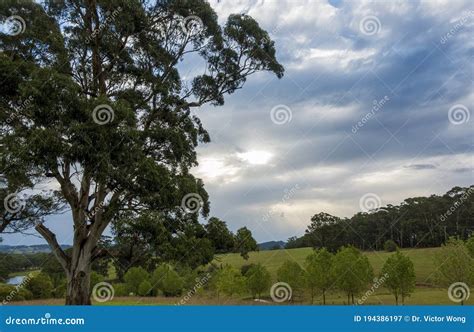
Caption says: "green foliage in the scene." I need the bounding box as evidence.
[205,217,235,253]
[161,269,184,297]
[332,246,374,304]
[289,186,474,250]
[465,235,474,258]
[151,263,184,296]
[234,227,258,260]
[434,238,474,296]
[304,248,334,304]
[214,265,245,298]
[113,283,129,297]
[0,284,33,302]
[381,250,416,304]
[240,263,257,276]
[277,260,304,300]
[26,273,53,299]
[0,0,283,304]
[138,280,153,297]
[124,267,149,295]
[384,240,398,252]
[245,264,271,299]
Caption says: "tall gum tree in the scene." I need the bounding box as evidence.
[0,0,283,304]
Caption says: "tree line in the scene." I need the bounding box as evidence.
[286,186,474,251]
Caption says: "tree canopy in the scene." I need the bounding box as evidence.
[0,0,283,304]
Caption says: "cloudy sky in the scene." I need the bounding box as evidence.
[3,0,473,245]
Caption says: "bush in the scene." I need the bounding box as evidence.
[26,273,53,299]
[161,269,184,297]
[384,240,398,252]
[151,264,172,294]
[138,280,153,296]
[0,284,33,302]
[240,264,257,276]
[113,283,129,297]
[124,267,149,294]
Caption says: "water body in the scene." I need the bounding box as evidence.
[6,275,25,285]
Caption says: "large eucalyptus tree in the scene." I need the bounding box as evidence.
[0,0,283,304]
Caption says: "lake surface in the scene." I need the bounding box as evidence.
[6,275,26,285]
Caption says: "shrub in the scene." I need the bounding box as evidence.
[240,264,257,276]
[138,280,153,296]
[384,240,397,252]
[113,283,129,297]
[214,265,245,298]
[124,267,149,294]
[161,269,184,297]
[26,273,53,299]
[151,264,172,294]
[0,284,33,303]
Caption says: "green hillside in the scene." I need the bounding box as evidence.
[215,247,441,284]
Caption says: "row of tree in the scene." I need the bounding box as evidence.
[110,214,258,279]
[286,186,474,251]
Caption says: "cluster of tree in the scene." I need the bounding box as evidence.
[110,214,257,279]
[211,246,416,305]
[286,186,474,251]
[0,0,283,304]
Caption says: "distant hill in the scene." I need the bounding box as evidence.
[258,241,285,251]
[0,244,71,254]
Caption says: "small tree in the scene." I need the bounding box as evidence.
[26,273,53,299]
[332,246,373,304]
[234,227,258,260]
[384,240,398,252]
[277,260,304,302]
[434,238,474,305]
[305,248,333,304]
[381,250,416,304]
[124,267,149,295]
[214,265,245,300]
[245,264,271,299]
[138,280,153,297]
